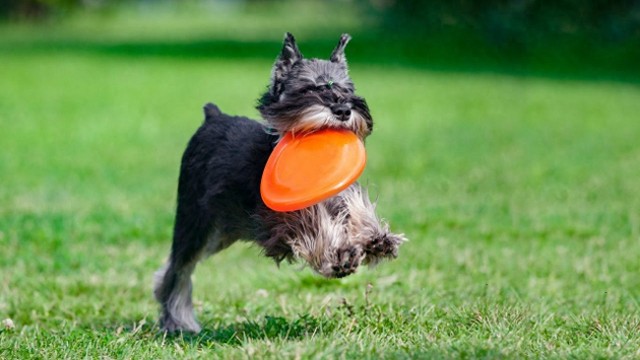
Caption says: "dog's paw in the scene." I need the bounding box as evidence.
[363,232,406,264]
[330,245,364,278]
[159,313,201,334]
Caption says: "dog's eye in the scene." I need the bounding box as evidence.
[298,85,317,95]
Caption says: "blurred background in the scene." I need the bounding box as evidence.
[2,0,639,258]
[1,0,639,262]
[2,2,640,356]
[2,0,640,77]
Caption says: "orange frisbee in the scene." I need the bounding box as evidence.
[261,129,366,212]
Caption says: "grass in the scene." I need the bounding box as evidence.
[2,5,640,359]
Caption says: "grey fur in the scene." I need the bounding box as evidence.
[153,262,200,332]
[330,33,351,64]
[258,183,403,278]
[258,33,373,138]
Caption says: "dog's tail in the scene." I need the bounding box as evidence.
[203,102,222,122]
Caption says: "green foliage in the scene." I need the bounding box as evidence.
[363,0,640,42]
[1,0,82,19]
[356,0,640,76]
[1,7,640,359]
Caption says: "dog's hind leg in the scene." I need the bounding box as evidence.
[153,198,214,333]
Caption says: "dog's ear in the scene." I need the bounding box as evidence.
[330,33,351,65]
[271,32,303,95]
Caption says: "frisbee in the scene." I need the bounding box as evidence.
[261,129,366,212]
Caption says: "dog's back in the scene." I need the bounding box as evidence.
[177,103,277,240]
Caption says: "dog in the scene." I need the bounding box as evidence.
[153,33,406,333]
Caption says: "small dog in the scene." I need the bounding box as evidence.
[154,33,406,333]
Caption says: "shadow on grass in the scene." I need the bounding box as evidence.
[166,314,330,346]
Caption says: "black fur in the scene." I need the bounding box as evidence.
[172,103,281,260]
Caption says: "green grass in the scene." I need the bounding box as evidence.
[2,7,640,359]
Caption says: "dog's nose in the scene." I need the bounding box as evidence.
[331,104,351,121]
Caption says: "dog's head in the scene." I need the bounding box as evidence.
[258,33,373,139]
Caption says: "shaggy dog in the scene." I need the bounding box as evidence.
[154,33,405,332]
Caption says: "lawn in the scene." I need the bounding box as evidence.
[1,6,640,359]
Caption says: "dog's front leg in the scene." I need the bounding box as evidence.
[336,183,407,266]
[259,202,365,278]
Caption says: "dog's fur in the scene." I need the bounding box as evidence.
[153,33,405,333]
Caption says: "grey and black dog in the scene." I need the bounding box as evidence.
[153,33,406,333]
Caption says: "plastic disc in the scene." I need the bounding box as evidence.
[261,129,366,212]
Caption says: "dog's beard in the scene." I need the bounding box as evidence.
[279,105,370,139]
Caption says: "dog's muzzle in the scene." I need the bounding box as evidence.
[331,104,351,122]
